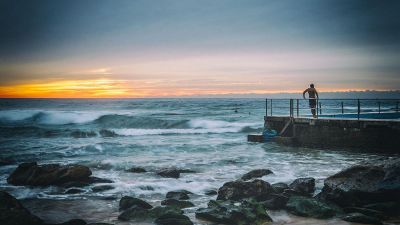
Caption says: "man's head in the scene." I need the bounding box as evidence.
[310,83,314,88]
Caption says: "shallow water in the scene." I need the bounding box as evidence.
[0,99,396,224]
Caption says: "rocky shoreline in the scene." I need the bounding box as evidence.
[1,158,399,225]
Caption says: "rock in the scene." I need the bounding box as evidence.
[157,168,195,178]
[7,162,92,186]
[363,202,400,217]
[166,191,190,200]
[319,158,400,207]
[154,212,193,225]
[289,177,315,196]
[161,199,194,209]
[65,188,85,194]
[216,179,273,201]
[195,200,272,225]
[241,169,273,181]
[0,190,44,225]
[286,196,342,219]
[87,223,114,225]
[342,213,383,225]
[204,189,217,196]
[119,196,153,210]
[343,207,385,219]
[118,206,182,221]
[61,177,113,188]
[56,219,87,225]
[92,185,114,192]
[126,167,146,173]
[271,182,289,194]
[259,194,288,210]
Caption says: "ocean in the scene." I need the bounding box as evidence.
[0,98,394,224]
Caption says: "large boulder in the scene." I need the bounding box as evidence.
[119,196,153,210]
[166,191,190,200]
[161,199,194,209]
[289,177,315,196]
[118,206,182,221]
[319,158,400,207]
[217,179,274,201]
[241,169,273,181]
[258,194,289,210]
[341,213,383,225]
[7,162,92,186]
[0,191,44,225]
[286,196,342,219]
[195,200,272,225]
[154,212,193,225]
[157,168,195,178]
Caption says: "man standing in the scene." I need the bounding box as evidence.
[303,84,319,118]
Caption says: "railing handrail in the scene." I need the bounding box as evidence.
[265,98,400,120]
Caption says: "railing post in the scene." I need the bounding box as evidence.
[341,101,344,114]
[270,99,273,116]
[378,101,381,114]
[266,98,268,117]
[316,99,319,118]
[319,102,322,115]
[357,99,360,120]
[296,99,299,117]
[290,99,293,117]
[397,101,399,113]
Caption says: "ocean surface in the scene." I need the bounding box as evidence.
[0,98,397,225]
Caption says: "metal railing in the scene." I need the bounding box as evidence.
[266,99,400,120]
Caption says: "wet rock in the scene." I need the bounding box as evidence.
[92,185,114,192]
[195,200,272,225]
[258,194,289,210]
[363,202,400,217]
[157,168,195,178]
[241,169,273,181]
[161,199,194,209]
[56,219,87,225]
[154,212,193,225]
[217,179,274,201]
[343,207,385,219]
[166,191,190,200]
[118,206,182,221]
[286,196,342,219]
[0,190,44,225]
[204,189,217,196]
[119,196,153,211]
[342,213,383,225]
[7,162,92,186]
[127,167,146,173]
[271,182,289,194]
[319,158,400,207]
[289,177,315,196]
[65,188,85,194]
[61,177,113,188]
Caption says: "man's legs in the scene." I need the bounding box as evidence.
[309,99,316,118]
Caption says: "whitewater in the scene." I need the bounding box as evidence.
[0,98,390,224]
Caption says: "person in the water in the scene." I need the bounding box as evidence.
[303,83,319,118]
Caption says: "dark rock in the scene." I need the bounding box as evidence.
[126,167,146,173]
[155,212,193,225]
[259,194,289,210]
[204,189,217,196]
[61,177,113,188]
[87,223,114,225]
[7,162,92,186]
[195,200,272,225]
[99,129,117,137]
[92,185,114,192]
[166,191,190,200]
[342,213,383,225]
[319,158,400,207]
[241,169,273,181]
[217,179,273,201]
[65,188,85,194]
[119,196,153,210]
[0,190,44,225]
[118,206,182,221]
[56,219,87,225]
[286,196,342,219]
[363,202,400,217]
[343,207,385,219]
[282,188,303,198]
[271,182,289,194]
[157,168,195,178]
[161,199,194,209]
[289,177,315,196]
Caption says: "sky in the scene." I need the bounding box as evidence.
[0,0,399,98]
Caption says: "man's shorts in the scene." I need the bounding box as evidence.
[309,99,317,109]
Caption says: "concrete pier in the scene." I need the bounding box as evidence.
[262,116,400,152]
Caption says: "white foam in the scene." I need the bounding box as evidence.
[111,128,241,136]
